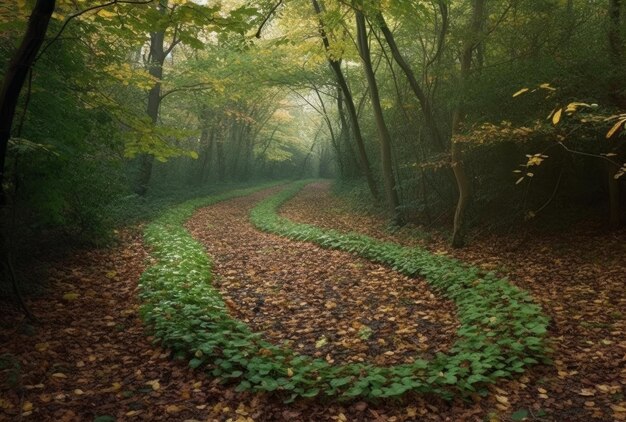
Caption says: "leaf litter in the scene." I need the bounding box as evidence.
[280,181,626,422]
[0,183,624,421]
[185,188,458,367]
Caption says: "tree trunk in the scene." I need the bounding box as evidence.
[0,0,55,206]
[376,12,445,152]
[450,0,485,248]
[216,140,225,181]
[311,0,379,201]
[355,10,401,222]
[337,88,360,177]
[135,3,168,196]
[197,126,214,183]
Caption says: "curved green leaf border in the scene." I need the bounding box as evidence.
[139,181,549,402]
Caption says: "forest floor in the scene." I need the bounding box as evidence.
[1,182,625,421]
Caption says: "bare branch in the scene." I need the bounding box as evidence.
[255,0,283,38]
[36,0,154,61]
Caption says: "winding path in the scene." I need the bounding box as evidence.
[185,187,458,367]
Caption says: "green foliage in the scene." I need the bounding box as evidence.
[139,181,549,402]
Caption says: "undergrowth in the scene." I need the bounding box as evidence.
[139,181,550,402]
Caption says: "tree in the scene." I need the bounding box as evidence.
[135,0,179,195]
[0,0,55,206]
[311,0,379,201]
[450,0,485,247]
[354,5,400,221]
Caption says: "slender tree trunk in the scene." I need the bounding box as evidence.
[135,30,164,195]
[204,128,215,183]
[197,126,214,183]
[311,85,341,168]
[337,88,360,177]
[216,139,225,182]
[451,0,485,248]
[311,0,379,201]
[136,2,172,196]
[376,12,445,152]
[355,10,401,222]
[0,0,55,206]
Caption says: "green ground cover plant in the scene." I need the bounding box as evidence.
[139,181,549,402]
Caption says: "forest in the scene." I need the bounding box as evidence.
[0,0,625,421]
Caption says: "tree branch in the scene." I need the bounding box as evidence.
[36,0,154,61]
[164,24,181,56]
[255,0,283,38]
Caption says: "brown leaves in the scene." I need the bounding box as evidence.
[2,185,624,421]
[188,188,458,366]
[277,182,626,421]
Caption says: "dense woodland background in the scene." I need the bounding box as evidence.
[1,0,625,270]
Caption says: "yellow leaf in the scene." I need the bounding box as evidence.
[22,401,33,412]
[611,404,626,413]
[512,88,529,97]
[98,9,116,18]
[35,342,49,352]
[565,102,591,113]
[166,405,181,414]
[596,384,610,393]
[287,368,294,377]
[552,108,563,125]
[606,118,626,138]
[62,292,80,302]
[52,372,67,378]
[146,379,160,390]
[315,336,327,348]
[495,394,509,406]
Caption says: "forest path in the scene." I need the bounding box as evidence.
[1,184,624,421]
[280,181,626,422]
[185,187,458,367]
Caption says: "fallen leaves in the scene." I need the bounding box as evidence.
[279,182,626,421]
[187,190,458,366]
[2,185,625,421]
[611,403,626,413]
